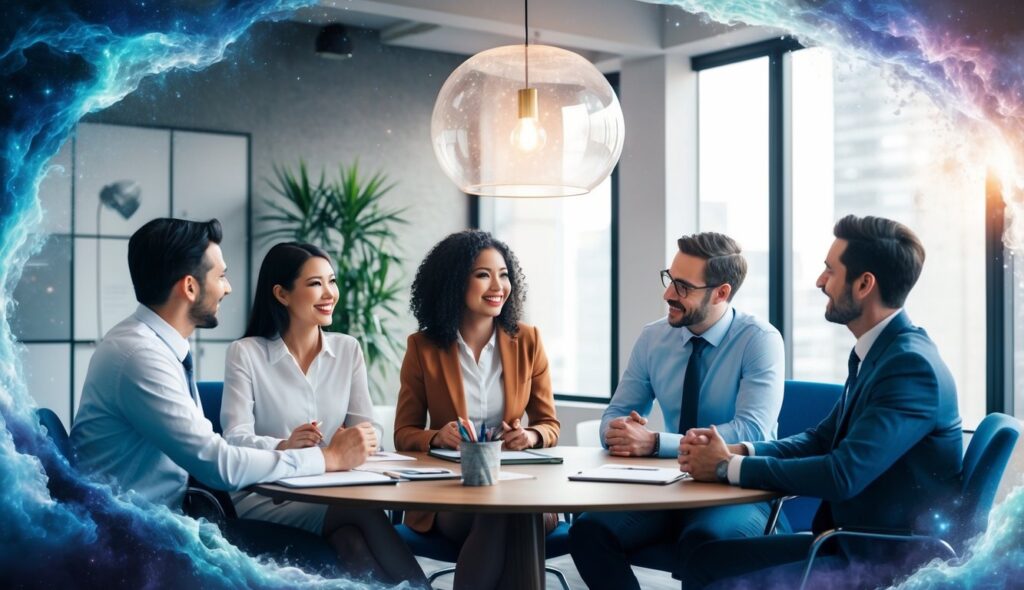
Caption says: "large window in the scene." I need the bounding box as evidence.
[698,57,770,321]
[480,174,615,400]
[696,42,990,428]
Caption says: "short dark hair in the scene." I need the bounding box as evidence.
[410,230,526,348]
[127,218,223,306]
[676,232,747,301]
[833,215,925,308]
[245,242,332,339]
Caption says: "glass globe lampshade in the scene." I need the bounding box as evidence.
[431,44,625,197]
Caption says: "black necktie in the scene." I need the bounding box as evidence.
[182,351,198,405]
[678,337,708,435]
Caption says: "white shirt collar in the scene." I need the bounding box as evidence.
[133,304,190,363]
[267,330,335,365]
[854,309,902,362]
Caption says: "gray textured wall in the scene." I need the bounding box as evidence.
[90,21,470,403]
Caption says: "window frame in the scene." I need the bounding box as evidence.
[470,74,620,403]
[692,39,1011,417]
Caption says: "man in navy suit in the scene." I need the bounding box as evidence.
[678,215,963,589]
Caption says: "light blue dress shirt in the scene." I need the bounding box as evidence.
[71,305,325,508]
[601,307,785,458]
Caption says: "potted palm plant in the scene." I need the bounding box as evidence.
[260,161,406,404]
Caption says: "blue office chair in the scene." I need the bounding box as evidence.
[799,411,1022,589]
[191,381,342,576]
[197,381,224,434]
[626,380,843,574]
[37,408,73,465]
[393,512,573,589]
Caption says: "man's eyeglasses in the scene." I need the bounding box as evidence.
[660,270,720,298]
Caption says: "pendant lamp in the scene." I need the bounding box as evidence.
[430,1,625,197]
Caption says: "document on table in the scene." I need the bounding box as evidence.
[428,448,563,465]
[276,471,398,488]
[568,464,688,485]
[363,451,417,462]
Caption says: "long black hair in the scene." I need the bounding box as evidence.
[244,242,332,339]
[410,230,526,348]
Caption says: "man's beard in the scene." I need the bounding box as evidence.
[824,284,861,325]
[189,284,219,329]
[668,291,713,328]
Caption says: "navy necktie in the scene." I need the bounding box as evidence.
[832,347,860,446]
[678,337,708,435]
[182,351,198,405]
[841,347,860,413]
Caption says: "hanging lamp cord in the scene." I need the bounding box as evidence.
[524,0,529,88]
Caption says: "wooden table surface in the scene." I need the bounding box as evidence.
[251,446,778,513]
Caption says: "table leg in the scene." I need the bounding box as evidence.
[499,512,545,590]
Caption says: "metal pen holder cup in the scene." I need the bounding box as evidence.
[461,440,501,486]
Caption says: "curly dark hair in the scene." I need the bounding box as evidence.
[411,230,527,348]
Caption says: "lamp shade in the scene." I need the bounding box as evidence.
[431,44,624,197]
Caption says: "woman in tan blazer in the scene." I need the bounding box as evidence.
[394,230,560,590]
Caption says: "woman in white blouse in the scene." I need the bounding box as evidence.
[222,242,426,586]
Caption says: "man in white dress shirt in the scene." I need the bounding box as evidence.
[71,218,376,511]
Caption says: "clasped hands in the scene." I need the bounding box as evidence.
[278,421,378,472]
[678,425,738,482]
[431,418,539,451]
[604,412,737,482]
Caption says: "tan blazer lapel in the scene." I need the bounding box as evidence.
[438,341,468,419]
[498,328,522,421]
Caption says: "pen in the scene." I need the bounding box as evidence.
[310,419,325,447]
[457,419,472,442]
[608,466,659,471]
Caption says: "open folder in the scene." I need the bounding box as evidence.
[568,464,688,485]
[428,448,563,465]
[276,471,398,488]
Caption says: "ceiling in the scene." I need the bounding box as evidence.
[292,0,781,70]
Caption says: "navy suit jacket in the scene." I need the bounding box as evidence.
[740,311,963,534]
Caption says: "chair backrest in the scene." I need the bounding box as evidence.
[958,413,1021,543]
[197,381,224,434]
[36,408,73,464]
[777,380,843,439]
[576,419,602,447]
[777,380,843,532]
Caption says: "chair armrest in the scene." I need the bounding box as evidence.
[799,527,957,590]
[184,486,228,524]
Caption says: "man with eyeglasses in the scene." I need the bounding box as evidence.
[569,232,785,589]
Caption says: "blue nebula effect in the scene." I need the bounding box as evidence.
[0,0,1020,587]
[0,1,397,587]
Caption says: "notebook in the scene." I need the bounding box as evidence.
[568,464,688,485]
[428,448,563,465]
[275,470,399,488]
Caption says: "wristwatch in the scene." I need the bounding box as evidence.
[715,459,730,483]
[650,432,660,456]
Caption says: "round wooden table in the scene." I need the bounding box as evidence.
[252,446,779,589]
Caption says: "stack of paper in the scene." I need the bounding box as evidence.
[568,464,687,485]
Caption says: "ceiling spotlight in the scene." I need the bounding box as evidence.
[315,24,353,60]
